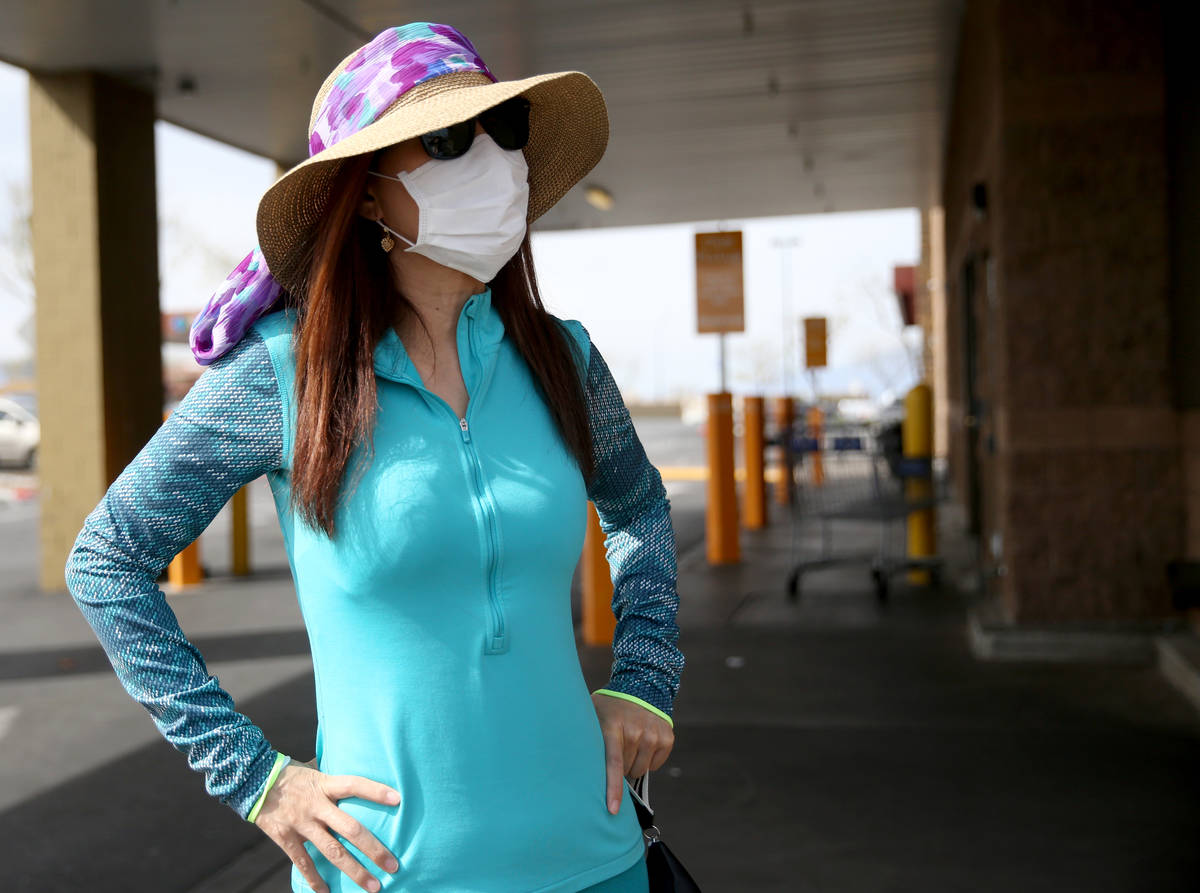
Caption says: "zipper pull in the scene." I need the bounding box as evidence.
[459,416,471,442]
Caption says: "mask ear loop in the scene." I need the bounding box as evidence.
[366,171,418,252]
[377,219,414,252]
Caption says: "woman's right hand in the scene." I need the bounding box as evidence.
[253,757,403,893]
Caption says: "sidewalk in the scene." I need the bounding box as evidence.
[651,502,1200,892]
[5,489,1200,891]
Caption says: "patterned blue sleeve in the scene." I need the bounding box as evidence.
[578,330,685,725]
[63,328,286,820]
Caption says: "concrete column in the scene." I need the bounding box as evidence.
[944,1,1178,624]
[994,1,1173,623]
[29,71,162,591]
[926,206,948,461]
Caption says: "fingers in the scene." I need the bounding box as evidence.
[622,727,640,777]
[627,738,655,782]
[321,802,401,877]
[304,821,384,893]
[648,743,672,772]
[253,763,404,893]
[613,713,674,782]
[627,721,669,780]
[278,833,331,893]
[322,772,403,808]
[593,695,678,814]
[617,720,675,784]
[601,722,625,815]
[649,719,676,773]
[316,774,403,880]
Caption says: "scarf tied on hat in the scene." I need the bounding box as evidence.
[188,23,496,365]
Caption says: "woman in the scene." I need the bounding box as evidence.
[63,22,684,893]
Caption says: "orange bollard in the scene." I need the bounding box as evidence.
[168,536,204,586]
[806,405,825,487]
[706,392,740,564]
[163,409,204,586]
[231,485,250,576]
[582,501,617,645]
[773,396,795,505]
[742,396,767,529]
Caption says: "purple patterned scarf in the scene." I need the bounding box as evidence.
[188,23,496,365]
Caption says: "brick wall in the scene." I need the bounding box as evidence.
[943,0,1182,623]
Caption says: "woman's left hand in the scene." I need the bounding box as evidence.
[591,693,675,815]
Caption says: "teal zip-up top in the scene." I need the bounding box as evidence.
[64,285,685,892]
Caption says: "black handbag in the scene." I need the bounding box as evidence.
[627,772,702,891]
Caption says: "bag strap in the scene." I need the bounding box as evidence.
[628,772,660,841]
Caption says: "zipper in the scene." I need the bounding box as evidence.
[458,414,507,653]
[396,311,507,655]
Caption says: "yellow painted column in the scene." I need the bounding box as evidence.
[706,392,740,564]
[29,72,162,592]
[582,501,617,645]
[742,396,767,529]
[903,383,935,584]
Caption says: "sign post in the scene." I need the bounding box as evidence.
[695,231,745,389]
[695,231,744,564]
[803,316,827,399]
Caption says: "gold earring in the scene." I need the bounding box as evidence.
[378,220,395,253]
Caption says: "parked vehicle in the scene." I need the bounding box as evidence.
[0,396,40,469]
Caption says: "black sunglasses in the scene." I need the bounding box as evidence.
[419,96,531,160]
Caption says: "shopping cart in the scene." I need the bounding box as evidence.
[775,416,942,602]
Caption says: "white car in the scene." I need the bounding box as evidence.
[0,396,39,469]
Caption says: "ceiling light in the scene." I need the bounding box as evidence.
[584,185,614,211]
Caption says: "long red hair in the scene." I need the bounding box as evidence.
[271,152,596,538]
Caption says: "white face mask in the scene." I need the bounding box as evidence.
[369,132,530,283]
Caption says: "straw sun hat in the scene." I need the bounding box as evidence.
[189,21,608,365]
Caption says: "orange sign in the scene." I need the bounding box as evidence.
[803,317,827,368]
[695,231,744,333]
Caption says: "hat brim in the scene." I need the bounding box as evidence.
[256,70,609,296]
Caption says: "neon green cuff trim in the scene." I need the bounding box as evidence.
[246,752,291,824]
[592,689,674,728]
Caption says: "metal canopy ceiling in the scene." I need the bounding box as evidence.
[1,0,962,230]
